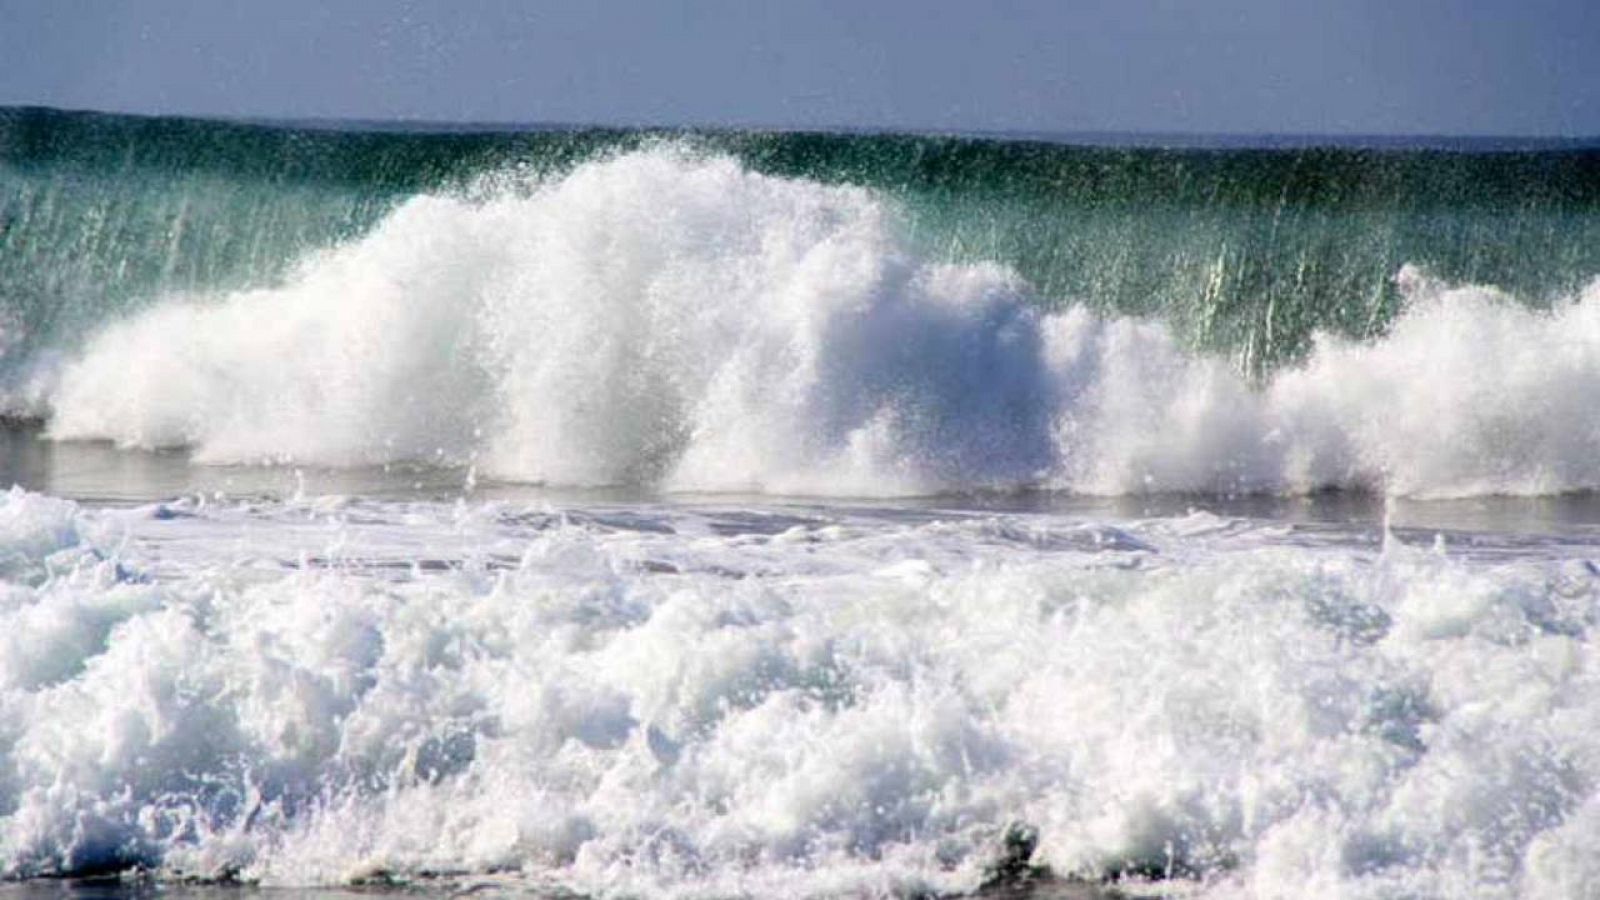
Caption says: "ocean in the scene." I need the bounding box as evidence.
[3,106,1600,898]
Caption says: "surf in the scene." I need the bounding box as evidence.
[20,143,1600,498]
[8,108,1600,900]
[8,108,1600,498]
[3,487,1600,897]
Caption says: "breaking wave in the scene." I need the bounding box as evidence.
[32,149,1600,498]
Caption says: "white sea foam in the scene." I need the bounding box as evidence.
[1,488,1599,898]
[40,149,1600,498]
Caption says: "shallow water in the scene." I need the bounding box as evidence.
[12,423,1600,543]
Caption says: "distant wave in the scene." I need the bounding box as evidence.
[30,149,1600,498]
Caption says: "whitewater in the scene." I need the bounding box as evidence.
[6,109,1600,898]
[22,148,1600,499]
[4,488,1600,898]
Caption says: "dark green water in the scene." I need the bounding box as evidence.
[4,105,1600,379]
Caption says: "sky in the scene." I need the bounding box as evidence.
[1,0,1596,136]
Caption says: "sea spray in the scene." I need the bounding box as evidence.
[8,106,1600,390]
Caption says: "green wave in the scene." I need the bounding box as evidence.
[4,105,1600,374]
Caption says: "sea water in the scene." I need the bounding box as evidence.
[3,109,1600,898]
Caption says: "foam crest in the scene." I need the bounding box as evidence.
[41,150,1600,497]
[1270,269,1600,497]
[1039,270,1600,497]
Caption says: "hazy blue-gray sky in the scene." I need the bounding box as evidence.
[1,0,1595,135]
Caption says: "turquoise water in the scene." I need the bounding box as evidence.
[5,107,1600,376]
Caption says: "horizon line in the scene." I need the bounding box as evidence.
[7,103,1600,151]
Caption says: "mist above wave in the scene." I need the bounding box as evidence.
[39,148,1600,498]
